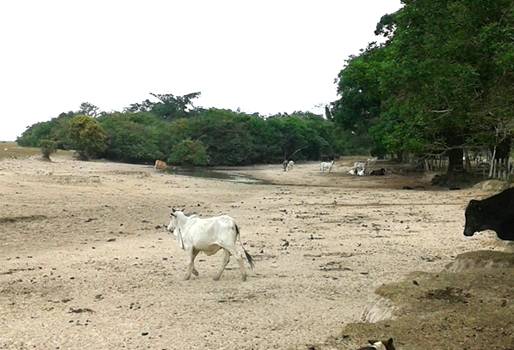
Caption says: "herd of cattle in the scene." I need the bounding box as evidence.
[156,158,513,349]
[155,158,386,176]
[157,156,514,279]
[280,158,385,176]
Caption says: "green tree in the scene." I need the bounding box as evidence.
[69,115,108,160]
[99,112,165,163]
[333,0,514,171]
[125,92,201,120]
[39,139,57,160]
[168,139,208,166]
[79,102,101,117]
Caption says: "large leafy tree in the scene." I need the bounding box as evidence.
[125,92,201,120]
[333,0,514,173]
[332,43,391,156]
[168,139,208,166]
[68,115,108,160]
[99,113,165,163]
[79,102,101,117]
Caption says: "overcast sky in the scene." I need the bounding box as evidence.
[0,0,402,141]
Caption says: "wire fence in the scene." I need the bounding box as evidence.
[423,152,513,181]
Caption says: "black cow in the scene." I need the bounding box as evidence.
[370,168,386,176]
[464,187,514,241]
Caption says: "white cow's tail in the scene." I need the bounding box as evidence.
[235,224,255,270]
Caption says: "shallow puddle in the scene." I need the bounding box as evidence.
[166,167,266,184]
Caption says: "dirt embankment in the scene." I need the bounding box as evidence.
[302,249,514,350]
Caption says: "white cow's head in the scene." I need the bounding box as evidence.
[167,208,185,249]
[167,208,182,233]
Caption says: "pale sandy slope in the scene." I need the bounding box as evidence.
[0,157,495,349]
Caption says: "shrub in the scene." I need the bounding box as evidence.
[39,139,57,160]
[168,139,208,166]
[69,115,108,160]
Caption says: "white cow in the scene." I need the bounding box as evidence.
[356,338,395,350]
[349,161,367,176]
[286,160,295,171]
[320,160,334,173]
[166,209,254,281]
[367,156,378,165]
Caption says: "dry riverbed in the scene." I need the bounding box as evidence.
[0,156,510,349]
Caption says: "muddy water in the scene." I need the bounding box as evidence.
[166,167,266,184]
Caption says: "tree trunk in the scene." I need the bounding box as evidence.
[464,149,472,171]
[489,146,497,178]
[447,148,464,175]
[494,136,511,160]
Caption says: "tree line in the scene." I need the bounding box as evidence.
[19,0,513,171]
[17,96,353,166]
[331,0,514,174]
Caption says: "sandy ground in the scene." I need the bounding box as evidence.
[0,156,501,349]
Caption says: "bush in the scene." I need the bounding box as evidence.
[100,113,165,163]
[69,115,108,160]
[39,139,57,160]
[168,139,208,166]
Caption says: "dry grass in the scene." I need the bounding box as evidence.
[0,141,73,160]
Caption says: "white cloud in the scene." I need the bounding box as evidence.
[0,0,402,140]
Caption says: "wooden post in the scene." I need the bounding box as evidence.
[489,147,497,178]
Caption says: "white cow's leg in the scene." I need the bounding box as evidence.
[213,249,230,281]
[192,249,200,276]
[184,249,198,280]
[224,246,247,282]
[235,254,247,282]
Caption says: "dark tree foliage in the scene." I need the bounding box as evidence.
[168,139,208,166]
[17,100,345,166]
[99,113,165,163]
[125,92,201,121]
[17,113,77,148]
[332,0,514,172]
[79,102,101,117]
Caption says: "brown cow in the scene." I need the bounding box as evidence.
[154,160,168,170]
